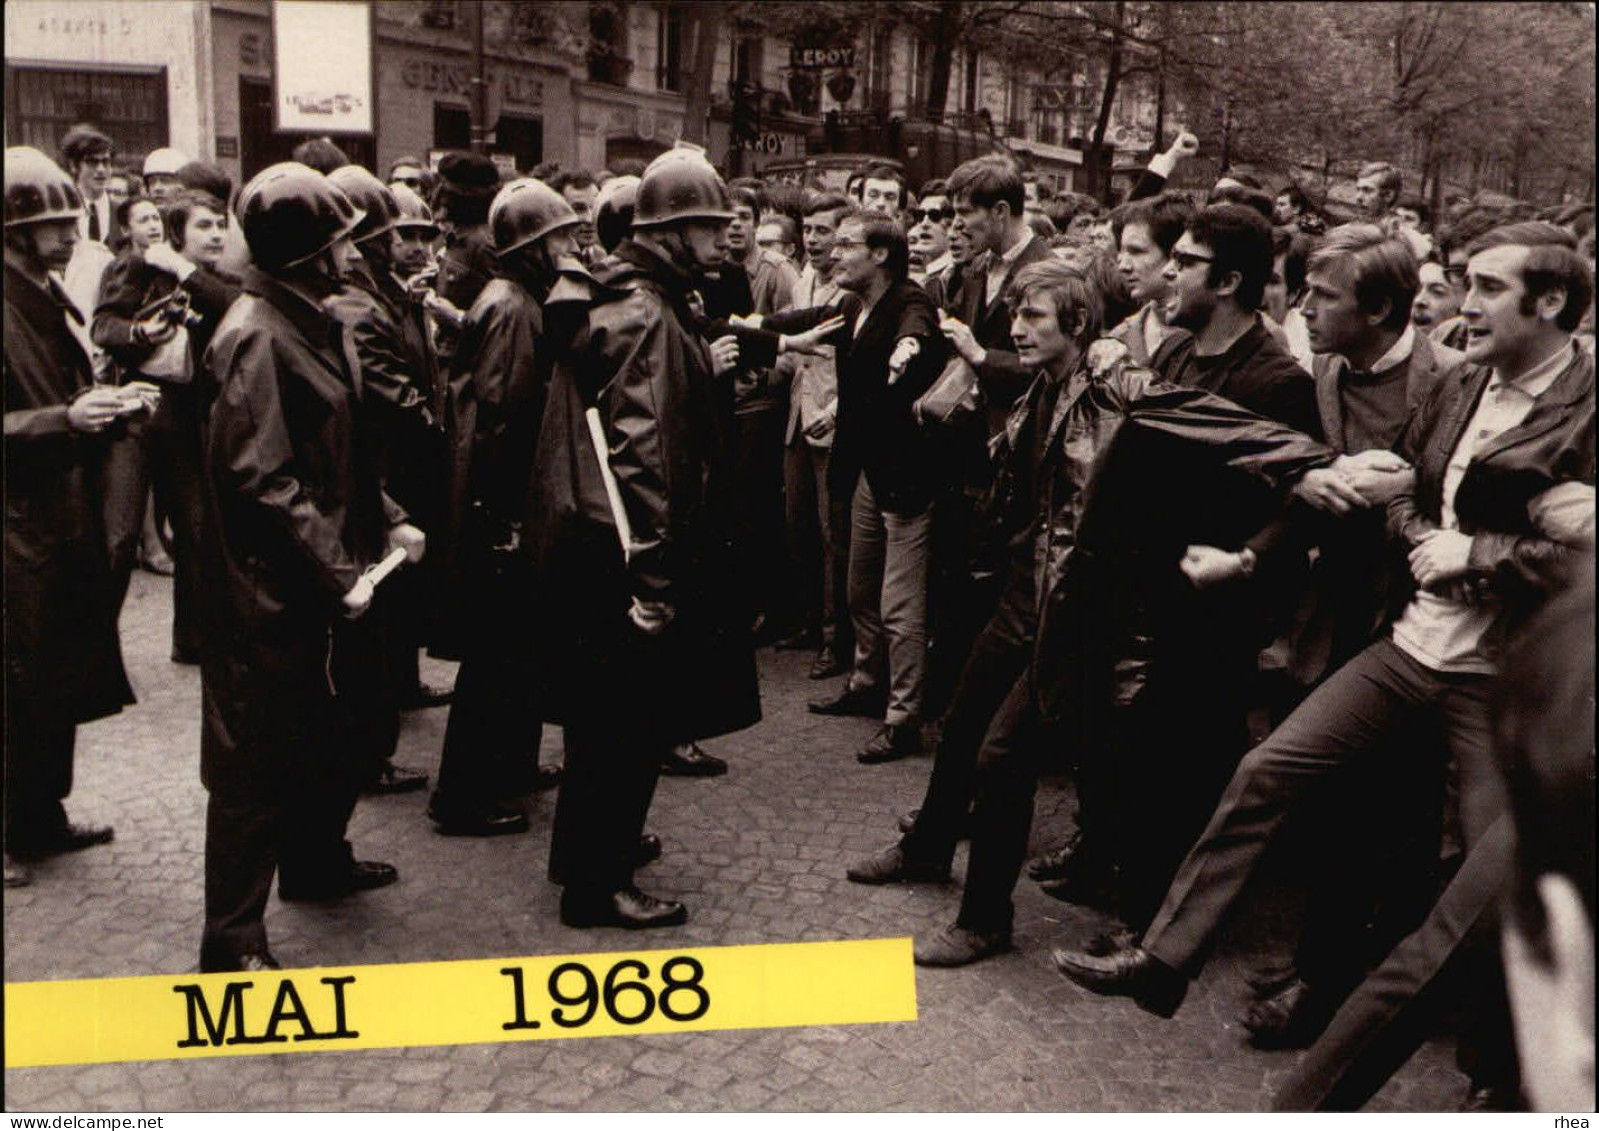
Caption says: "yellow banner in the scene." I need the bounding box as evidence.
[5,938,917,1067]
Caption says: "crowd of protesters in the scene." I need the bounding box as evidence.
[4,118,1594,1111]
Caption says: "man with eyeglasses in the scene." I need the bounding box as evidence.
[60,126,120,249]
[388,155,429,195]
[908,178,953,289]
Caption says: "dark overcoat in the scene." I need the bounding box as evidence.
[3,264,134,726]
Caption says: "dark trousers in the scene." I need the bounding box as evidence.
[923,487,994,722]
[4,703,76,852]
[146,381,205,659]
[1142,638,1504,975]
[549,719,661,895]
[904,571,1035,865]
[733,407,789,627]
[783,440,840,638]
[433,651,543,815]
[1273,815,1519,1110]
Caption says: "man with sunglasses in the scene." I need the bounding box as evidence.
[908,179,953,289]
[60,126,120,249]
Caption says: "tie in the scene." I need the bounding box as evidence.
[87,204,101,242]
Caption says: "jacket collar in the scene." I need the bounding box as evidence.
[6,262,85,327]
[243,266,338,344]
[1471,340,1594,465]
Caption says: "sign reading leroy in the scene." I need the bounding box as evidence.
[790,45,857,69]
[272,0,374,134]
[5,939,917,1066]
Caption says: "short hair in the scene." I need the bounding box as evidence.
[176,161,232,207]
[60,124,114,167]
[1219,171,1263,191]
[729,185,762,223]
[1210,183,1275,221]
[1010,257,1104,346]
[1273,226,1317,300]
[1496,573,1595,953]
[1437,207,1507,262]
[759,215,797,246]
[918,177,949,200]
[1396,194,1431,227]
[1357,162,1403,199]
[1188,203,1276,311]
[610,157,648,179]
[947,156,1025,216]
[388,154,426,178]
[803,191,852,219]
[1112,191,1196,256]
[163,190,228,252]
[842,211,909,280]
[1468,221,1595,333]
[551,169,598,195]
[1277,182,1310,212]
[292,137,350,175]
[1027,211,1057,240]
[1306,223,1418,331]
[1554,203,1595,241]
[114,194,158,232]
[861,164,905,198]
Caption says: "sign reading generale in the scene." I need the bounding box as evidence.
[400,59,543,107]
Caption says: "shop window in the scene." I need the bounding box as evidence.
[657,6,684,92]
[5,63,168,164]
[434,103,471,150]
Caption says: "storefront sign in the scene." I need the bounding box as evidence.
[400,60,543,108]
[735,133,786,155]
[789,46,856,69]
[272,0,374,135]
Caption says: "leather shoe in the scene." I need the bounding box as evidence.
[857,721,920,764]
[660,742,727,777]
[200,949,282,973]
[1051,943,1187,1018]
[846,843,950,885]
[1036,846,1119,911]
[1027,830,1083,881]
[529,763,564,792]
[10,821,114,860]
[401,681,455,710]
[428,801,530,837]
[1240,977,1333,1050]
[366,761,429,794]
[279,859,398,902]
[897,807,921,834]
[635,833,662,867]
[4,854,31,888]
[914,924,1013,967]
[560,886,688,929]
[775,627,822,651]
[808,648,849,680]
[808,683,884,717]
[1459,1084,1517,1113]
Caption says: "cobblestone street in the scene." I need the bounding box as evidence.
[4,571,1464,1112]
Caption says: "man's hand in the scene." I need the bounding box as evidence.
[1336,449,1411,475]
[1293,467,1369,515]
[1180,544,1248,588]
[629,596,675,635]
[422,292,466,328]
[803,407,836,440]
[780,314,845,356]
[940,314,987,367]
[118,381,161,417]
[1165,128,1199,163]
[67,386,130,433]
[386,521,427,564]
[1408,528,1473,588]
[887,336,922,385]
[1345,467,1414,506]
[709,334,740,376]
[135,313,180,346]
[342,575,375,619]
[142,242,196,281]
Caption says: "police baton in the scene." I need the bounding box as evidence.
[585,406,633,562]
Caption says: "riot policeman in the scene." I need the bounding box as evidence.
[430,177,593,836]
[532,151,761,928]
[197,162,424,971]
[4,147,140,887]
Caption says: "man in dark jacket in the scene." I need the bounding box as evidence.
[92,190,240,661]
[324,165,446,795]
[846,258,1336,966]
[198,163,425,972]
[1055,225,1596,1102]
[531,150,759,929]
[429,177,587,837]
[789,213,950,764]
[430,152,502,369]
[4,147,139,888]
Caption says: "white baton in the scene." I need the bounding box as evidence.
[584,406,633,560]
[362,546,409,588]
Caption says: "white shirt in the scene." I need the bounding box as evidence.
[1390,340,1574,673]
[985,229,1035,308]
